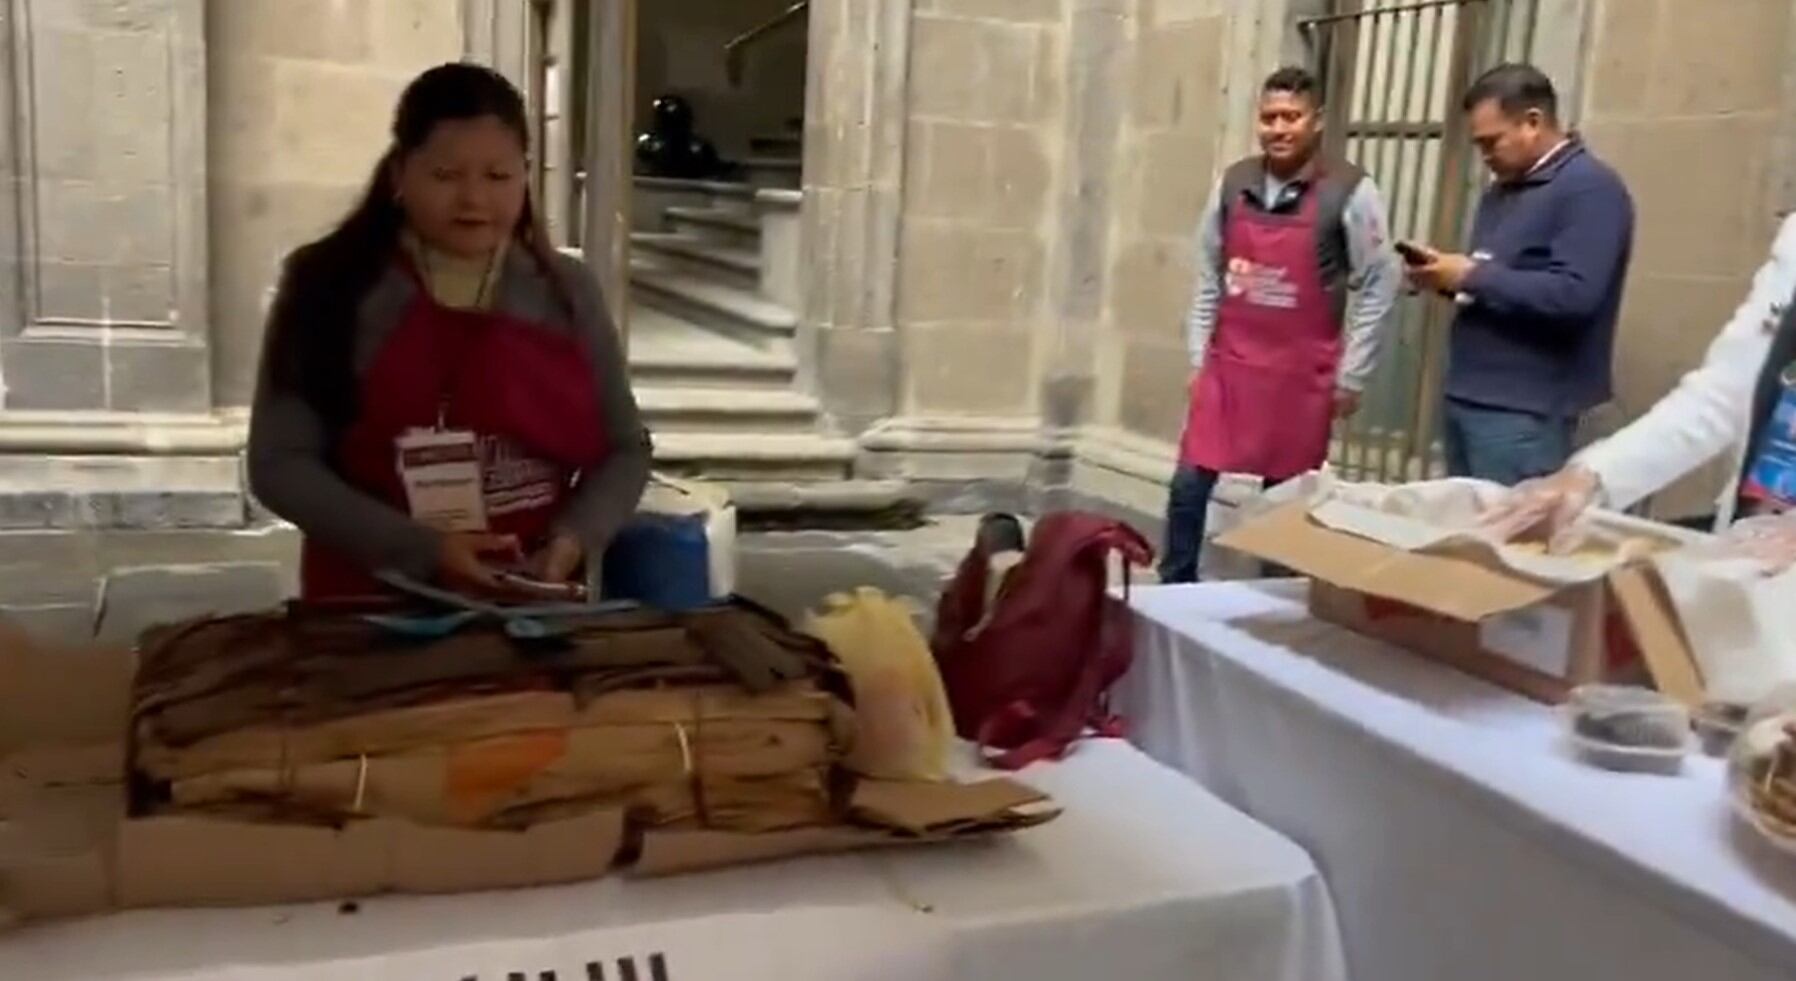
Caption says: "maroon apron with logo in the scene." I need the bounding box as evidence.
[1178,187,1340,480]
[301,262,609,599]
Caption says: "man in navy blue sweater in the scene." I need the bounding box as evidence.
[1408,63,1635,484]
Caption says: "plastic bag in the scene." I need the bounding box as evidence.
[802,587,954,781]
[1719,514,1796,575]
[1653,517,1796,704]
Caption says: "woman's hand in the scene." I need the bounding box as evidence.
[1478,464,1604,552]
[532,533,586,584]
[436,532,522,593]
[1720,515,1796,574]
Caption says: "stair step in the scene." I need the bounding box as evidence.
[634,176,757,199]
[750,135,803,156]
[651,432,856,482]
[633,176,758,219]
[627,304,795,389]
[723,479,917,512]
[740,156,802,190]
[0,455,247,530]
[631,266,797,347]
[629,348,795,389]
[665,206,761,247]
[635,386,818,433]
[725,480,925,529]
[632,233,760,290]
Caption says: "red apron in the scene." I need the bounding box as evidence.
[301,262,609,599]
[1178,186,1341,480]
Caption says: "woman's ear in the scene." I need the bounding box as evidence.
[386,151,405,204]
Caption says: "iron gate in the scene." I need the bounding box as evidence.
[1303,0,1540,482]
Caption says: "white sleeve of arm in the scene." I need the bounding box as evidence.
[1337,176,1402,392]
[1185,187,1225,369]
[1575,214,1796,510]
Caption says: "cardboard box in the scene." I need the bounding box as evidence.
[1218,501,1705,705]
[0,621,1055,925]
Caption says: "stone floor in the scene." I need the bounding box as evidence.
[1,513,1229,649]
[735,516,988,631]
[0,518,994,648]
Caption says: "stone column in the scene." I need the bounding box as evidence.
[0,0,209,414]
[802,0,913,436]
[542,0,578,245]
[206,0,462,408]
[1043,0,1128,433]
[461,0,536,92]
[580,0,636,341]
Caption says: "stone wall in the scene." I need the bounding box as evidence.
[636,0,808,162]
[1095,0,1230,444]
[206,0,463,408]
[897,0,1062,420]
[1578,0,1794,518]
[0,0,209,413]
[848,0,1266,509]
[882,0,1263,439]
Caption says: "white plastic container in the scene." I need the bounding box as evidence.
[1693,701,1749,758]
[1563,684,1691,775]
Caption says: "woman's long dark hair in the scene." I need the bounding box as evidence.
[265,62,568,432]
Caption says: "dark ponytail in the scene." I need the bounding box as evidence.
[264,62,568,433]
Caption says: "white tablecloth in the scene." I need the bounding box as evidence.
[1118,581,1796,981]
[0,740,1345,981]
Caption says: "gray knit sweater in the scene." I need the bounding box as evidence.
[247,246,651,581]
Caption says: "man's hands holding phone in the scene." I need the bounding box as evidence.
[1399,240,1478,294]
[1394,240,1432,267]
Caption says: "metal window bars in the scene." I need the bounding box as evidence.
[1304,0,1540,483]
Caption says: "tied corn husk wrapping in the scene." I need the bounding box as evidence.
[128,602,856,833]
[801,588,954,782]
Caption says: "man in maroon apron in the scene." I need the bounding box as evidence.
[1160,66,1401,582]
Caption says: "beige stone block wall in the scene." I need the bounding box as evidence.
[1579,0,1791,517]
[206,1,463,407]
[1096,2,1229,444]
[896,4,1064,418]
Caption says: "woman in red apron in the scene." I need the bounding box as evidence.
[248,64,650,600]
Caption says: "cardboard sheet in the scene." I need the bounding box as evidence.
[1219,501,1556,622]
[0,613,1059,925]
[1218,476,1705,704]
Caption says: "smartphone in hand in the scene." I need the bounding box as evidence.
[1395,241,1431,267]
[492,571,590,603]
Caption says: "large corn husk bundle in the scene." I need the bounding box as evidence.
[129,601,855,833]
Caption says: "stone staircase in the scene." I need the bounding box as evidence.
[621,174,916,522]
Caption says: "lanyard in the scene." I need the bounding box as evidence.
[413,244,502,430]
[415,242,501,310]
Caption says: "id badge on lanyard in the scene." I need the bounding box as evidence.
[1744,362,1796,511]
[396,279,493,533]
[396,416,489,532]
